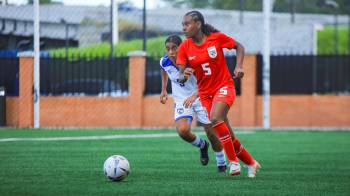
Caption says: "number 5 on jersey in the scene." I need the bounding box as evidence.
[201,63,211,75]
[219,86,228,95]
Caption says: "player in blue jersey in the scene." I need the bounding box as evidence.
[160,35,227,172]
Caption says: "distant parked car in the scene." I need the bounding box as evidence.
[118,2,139,12]
[49,79,128,97]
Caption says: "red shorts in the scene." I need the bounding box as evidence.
[200,84,236,118]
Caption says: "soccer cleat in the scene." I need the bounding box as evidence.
[229,162,241,176]
[247,161,261,178]
[217,165,227,173]
[200,140,209,165]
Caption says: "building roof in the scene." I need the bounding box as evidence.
[0,5,109,24]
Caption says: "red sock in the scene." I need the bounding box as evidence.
[233,139,255,165]
[213,122,238,162]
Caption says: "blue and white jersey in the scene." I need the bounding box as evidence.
[160,55,197,103]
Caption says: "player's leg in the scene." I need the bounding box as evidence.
[193,98,227,172]
[224,118,261,177]
[210,101,240,176]
[202,124,227,172]
[174,102,209,165]
[175,118,209,165]
[207,84,242,176]
[175,117,195,142]
[225,118,256,165]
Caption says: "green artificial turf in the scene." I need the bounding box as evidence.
[0,129,349,195]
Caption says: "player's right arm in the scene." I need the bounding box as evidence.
[160,69,168,104]
[176,41,193,84]
[183,89,198,108]
[177,64,194,84]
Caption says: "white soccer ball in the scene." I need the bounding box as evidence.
[103,155,130,181]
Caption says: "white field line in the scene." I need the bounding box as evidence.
[0,131,255,142]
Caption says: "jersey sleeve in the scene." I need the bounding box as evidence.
[167,69,180,82]
[159,57,165,70]
[218,32,236,49]
[176,42,188,66]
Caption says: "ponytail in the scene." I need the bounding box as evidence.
[185,10,220,36]
[202,23,219,35]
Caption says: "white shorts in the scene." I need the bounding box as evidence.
[174,98,211,125]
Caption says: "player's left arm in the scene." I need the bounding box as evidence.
[233,41,245,79]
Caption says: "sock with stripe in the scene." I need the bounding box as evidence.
[213,121,238,162]
[214,150,226,166]
[233,138,255,166]
[191,135,206,149]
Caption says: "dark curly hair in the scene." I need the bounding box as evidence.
[165,35,182,46]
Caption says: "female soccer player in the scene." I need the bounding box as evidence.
[159,35,227,172]
[176,10,260,177]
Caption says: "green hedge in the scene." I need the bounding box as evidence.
[317,26,349,55]
[50,26,349,57]
[50,37,167,57]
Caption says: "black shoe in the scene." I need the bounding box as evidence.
[217,165,227,173]
[200,140,209,165]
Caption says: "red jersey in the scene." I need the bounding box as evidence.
[176,32,236,98]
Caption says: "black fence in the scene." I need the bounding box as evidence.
[0,57,19,96]
[144,56,241,95]
[145,56,169,95]
[40,56,129,96]
[226,56,242,95]
[0,55,349,97]
[257,55,350,95]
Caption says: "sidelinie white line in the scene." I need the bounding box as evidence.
[0,133,179,142]
[0,131,254,142]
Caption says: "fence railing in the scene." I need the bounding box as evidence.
[257,55,350,95]
[0,54,349,97]
[145,56,169,95]
[225,56,242,95]
[0,57,19,96]
[144,56,242,95]
[40,56,129,96]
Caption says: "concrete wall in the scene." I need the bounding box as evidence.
[5,53,350,128]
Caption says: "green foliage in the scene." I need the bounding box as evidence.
[50,37,168,58]
[27,0,61,4]
[211,0,262,11]
[317,26,349,54]
[163,0,350,14]
[161,0,207,8]
[49,25,349,57]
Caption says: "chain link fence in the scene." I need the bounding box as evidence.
[0,0,349,127]
[1,0,348,56]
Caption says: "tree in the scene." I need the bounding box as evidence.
[162,0,212,8]
[163,0,349,14]
[27,0,59,4]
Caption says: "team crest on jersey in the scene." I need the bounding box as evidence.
[207,46,217,58]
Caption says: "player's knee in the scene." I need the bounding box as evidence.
[210,117,222,126]
[210,115,224,125]
[206,130,217,139]
[176,126,190,137]
[203,125,215,136]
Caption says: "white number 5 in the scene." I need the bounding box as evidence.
[201,63,211,76]
[219,86,228,95]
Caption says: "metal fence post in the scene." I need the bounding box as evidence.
[142,0,147,52]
